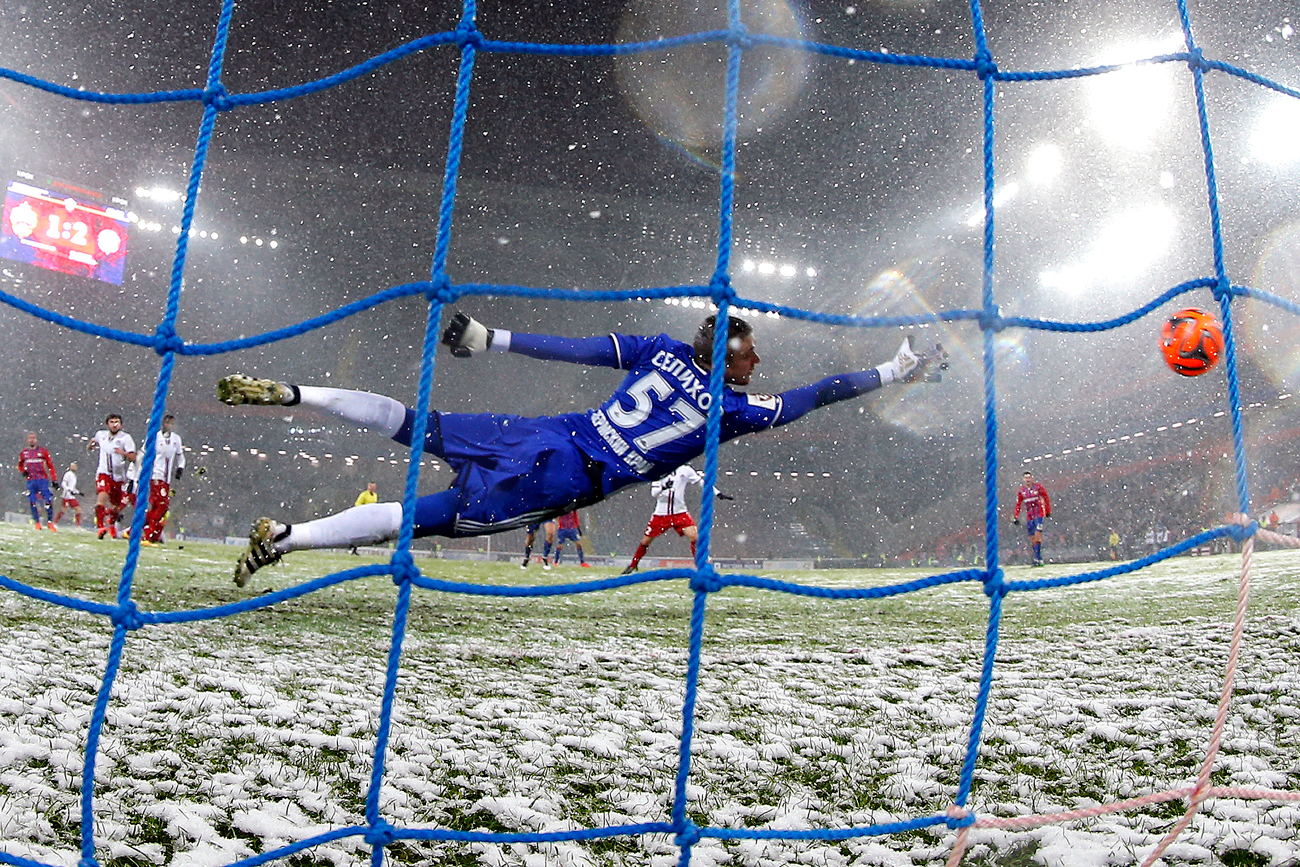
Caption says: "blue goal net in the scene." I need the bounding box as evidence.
[1,0,1299,865]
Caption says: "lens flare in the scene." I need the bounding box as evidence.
[615,0,810,157]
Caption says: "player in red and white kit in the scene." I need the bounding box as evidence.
[550,509,590,567]
[1012,470,1052,566]
[141,414,185,544]
[620,464,733,574]
[17,432,57,531]
[53,461,83,528]
[89,413,136,539]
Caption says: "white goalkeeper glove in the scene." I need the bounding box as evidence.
[877,336,947,384]
[441,311,496,358]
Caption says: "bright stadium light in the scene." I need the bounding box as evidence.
[1040,203,1176,298]
[1026,143,1063,185]
[963,182,1020,227]
[1086,38,1183,150]
[1249,97,1300,166]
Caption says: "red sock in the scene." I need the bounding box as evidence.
[95,505,105,530]
[690,540,697,557]
[630,543,648,568]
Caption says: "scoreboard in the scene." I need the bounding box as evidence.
[0,173,130,286]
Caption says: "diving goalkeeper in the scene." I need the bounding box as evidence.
[218,312,944,585]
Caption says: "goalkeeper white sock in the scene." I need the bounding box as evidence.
[876,362,901,385]
[294,386,407,437]
[280,502,403,552]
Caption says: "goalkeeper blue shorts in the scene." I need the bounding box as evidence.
[428,411,603,537]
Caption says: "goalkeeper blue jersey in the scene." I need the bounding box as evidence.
[580,332,784,490]
[406,330,883,536]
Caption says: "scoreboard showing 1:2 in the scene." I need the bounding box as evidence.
[0,172,131,286]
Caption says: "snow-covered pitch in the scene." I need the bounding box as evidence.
[2,525,1298,867]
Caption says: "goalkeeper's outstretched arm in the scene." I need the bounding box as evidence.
[769,336,944,429]
[770,369,885,429]
[441,311,620,367]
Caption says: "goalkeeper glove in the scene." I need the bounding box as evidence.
[441,312,494,358]
[717,493,735,501]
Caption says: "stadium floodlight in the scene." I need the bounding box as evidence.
[1249,97,1300,166]
[1026,143,1063,185]
[1086,37,1183,150]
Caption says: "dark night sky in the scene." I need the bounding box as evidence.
[0,0,1297,558]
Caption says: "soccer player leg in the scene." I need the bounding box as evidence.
[682,520,700,557]
[276,502,407,553]
[94,475,110,535]
[235,499,428,586]
[26,481,41,524]
[217,378,413,442]
[144,480,169,542]
[296,386,410,439]
[1027,516,1044,564]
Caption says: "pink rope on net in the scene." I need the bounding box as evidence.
[944,517,1298,867]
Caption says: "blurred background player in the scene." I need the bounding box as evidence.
[355,481,379,507]
[141,413,185,545]
[550,509,590,567]
[53,460,83,528]
[1012,470,1051,566]
[350,482,379,554]
[521,519,556,569]
[17,432,57,531]
[123,451,142,536]
[621,463,733,574]
[89,413,136,539]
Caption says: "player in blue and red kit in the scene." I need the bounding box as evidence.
[218,312,944,585]
[18,432,58,531]
[1012,470,1052,566]
[550,509,591,567]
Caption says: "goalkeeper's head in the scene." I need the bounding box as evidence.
[694,315,759,386]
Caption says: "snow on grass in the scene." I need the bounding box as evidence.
[1,524,1299,866]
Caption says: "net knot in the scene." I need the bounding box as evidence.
[426,273,458,305]
[946,805,977,831]
[455,21,483,50]
[365,820,398,847]
[944,804,975,828]
[978,306,1005,333]
[674,820,703,848]
[201,83,230,109]
[982,568,1006,598]
[391,551,419,586]
[974,50,998,80]
[727,24,754,50]
[154,324,185,356]
[1229,520,1256,542]
[1185,46,1210,73]
[111,601,145,631]
[690,567,724,594]
[709,272,736,307]
[1212,276,1233,303]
